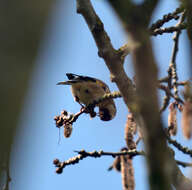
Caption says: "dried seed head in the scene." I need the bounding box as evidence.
[128,114,137,134]
[111,156,121,172]
[183,82,192,101]
[54,116,59,121]
[178,104,183,112]
[125,114,136,150]
[61,110,68,116]
[56,167,63,174]
[64,123,73,138]
[53,159,60,165]
[120,147,135,190]
[168,102,177,136]
[181,100,192,139]
[55,116,64,127]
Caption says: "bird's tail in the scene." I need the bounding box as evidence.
[56,81,76,85]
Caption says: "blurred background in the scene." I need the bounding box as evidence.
[1,0,191,190]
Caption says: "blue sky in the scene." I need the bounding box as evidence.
[11,0,192,190]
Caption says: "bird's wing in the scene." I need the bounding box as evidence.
[66,73,97,83]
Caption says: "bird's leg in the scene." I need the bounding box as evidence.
[74,96,96,118]
[87,106,97,118]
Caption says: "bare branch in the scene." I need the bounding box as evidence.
[151,22,187,36]
[107,1,181,190]
[166,135,192,157]
[54,91,122,130]
[176,160,192,168]
[158,84,184,104]
[168,12,186,102]
[150,7,183,31]
[76,0,137,114]
[53,149,144,174]
[160,95,171,113]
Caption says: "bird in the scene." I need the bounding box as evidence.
[57,73,116,121]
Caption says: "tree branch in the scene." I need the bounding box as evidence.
[74,1,191,190]
[76,0,137,114]
[54,91,122,130]
[176,160,192,168]
[53,149,144,174]
[53,148,192,190]
[150,7,183,31]
[151,22,187,36]
[168,12,186,101]
[166,135,192,157]
[107,1,178,190]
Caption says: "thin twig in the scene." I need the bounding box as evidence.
[53,148,192,175]
[150,7,183,31]
[70,91,121,124]
[53,149,144,174]
[159,77,190,86]
[158,79,188,112]
[151,22,187,36]
[135,136,142,145]
[90,91,122,107]
[160,95,170,113]
[158,84,184,104]
[158,76,169,83]
[176,160,192,168]
[166,135,192,157]
[54,91,122,127]
[176,80,191,86]
[168,12,186,101]
[158,84,171,113]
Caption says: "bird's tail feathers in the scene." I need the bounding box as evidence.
[56,81,77,85]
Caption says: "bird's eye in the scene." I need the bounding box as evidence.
[85,89,89,93]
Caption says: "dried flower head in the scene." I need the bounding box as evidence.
[109,156,121,172]
[168,102,177,136]
[64,123,73,138]
[120,147,135,190]
[183,82,192,101]
[181,100,192,139]
[125,114,137,150]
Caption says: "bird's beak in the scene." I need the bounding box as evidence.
[56,81,66,85]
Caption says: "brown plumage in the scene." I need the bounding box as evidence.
[57,73,116,121]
